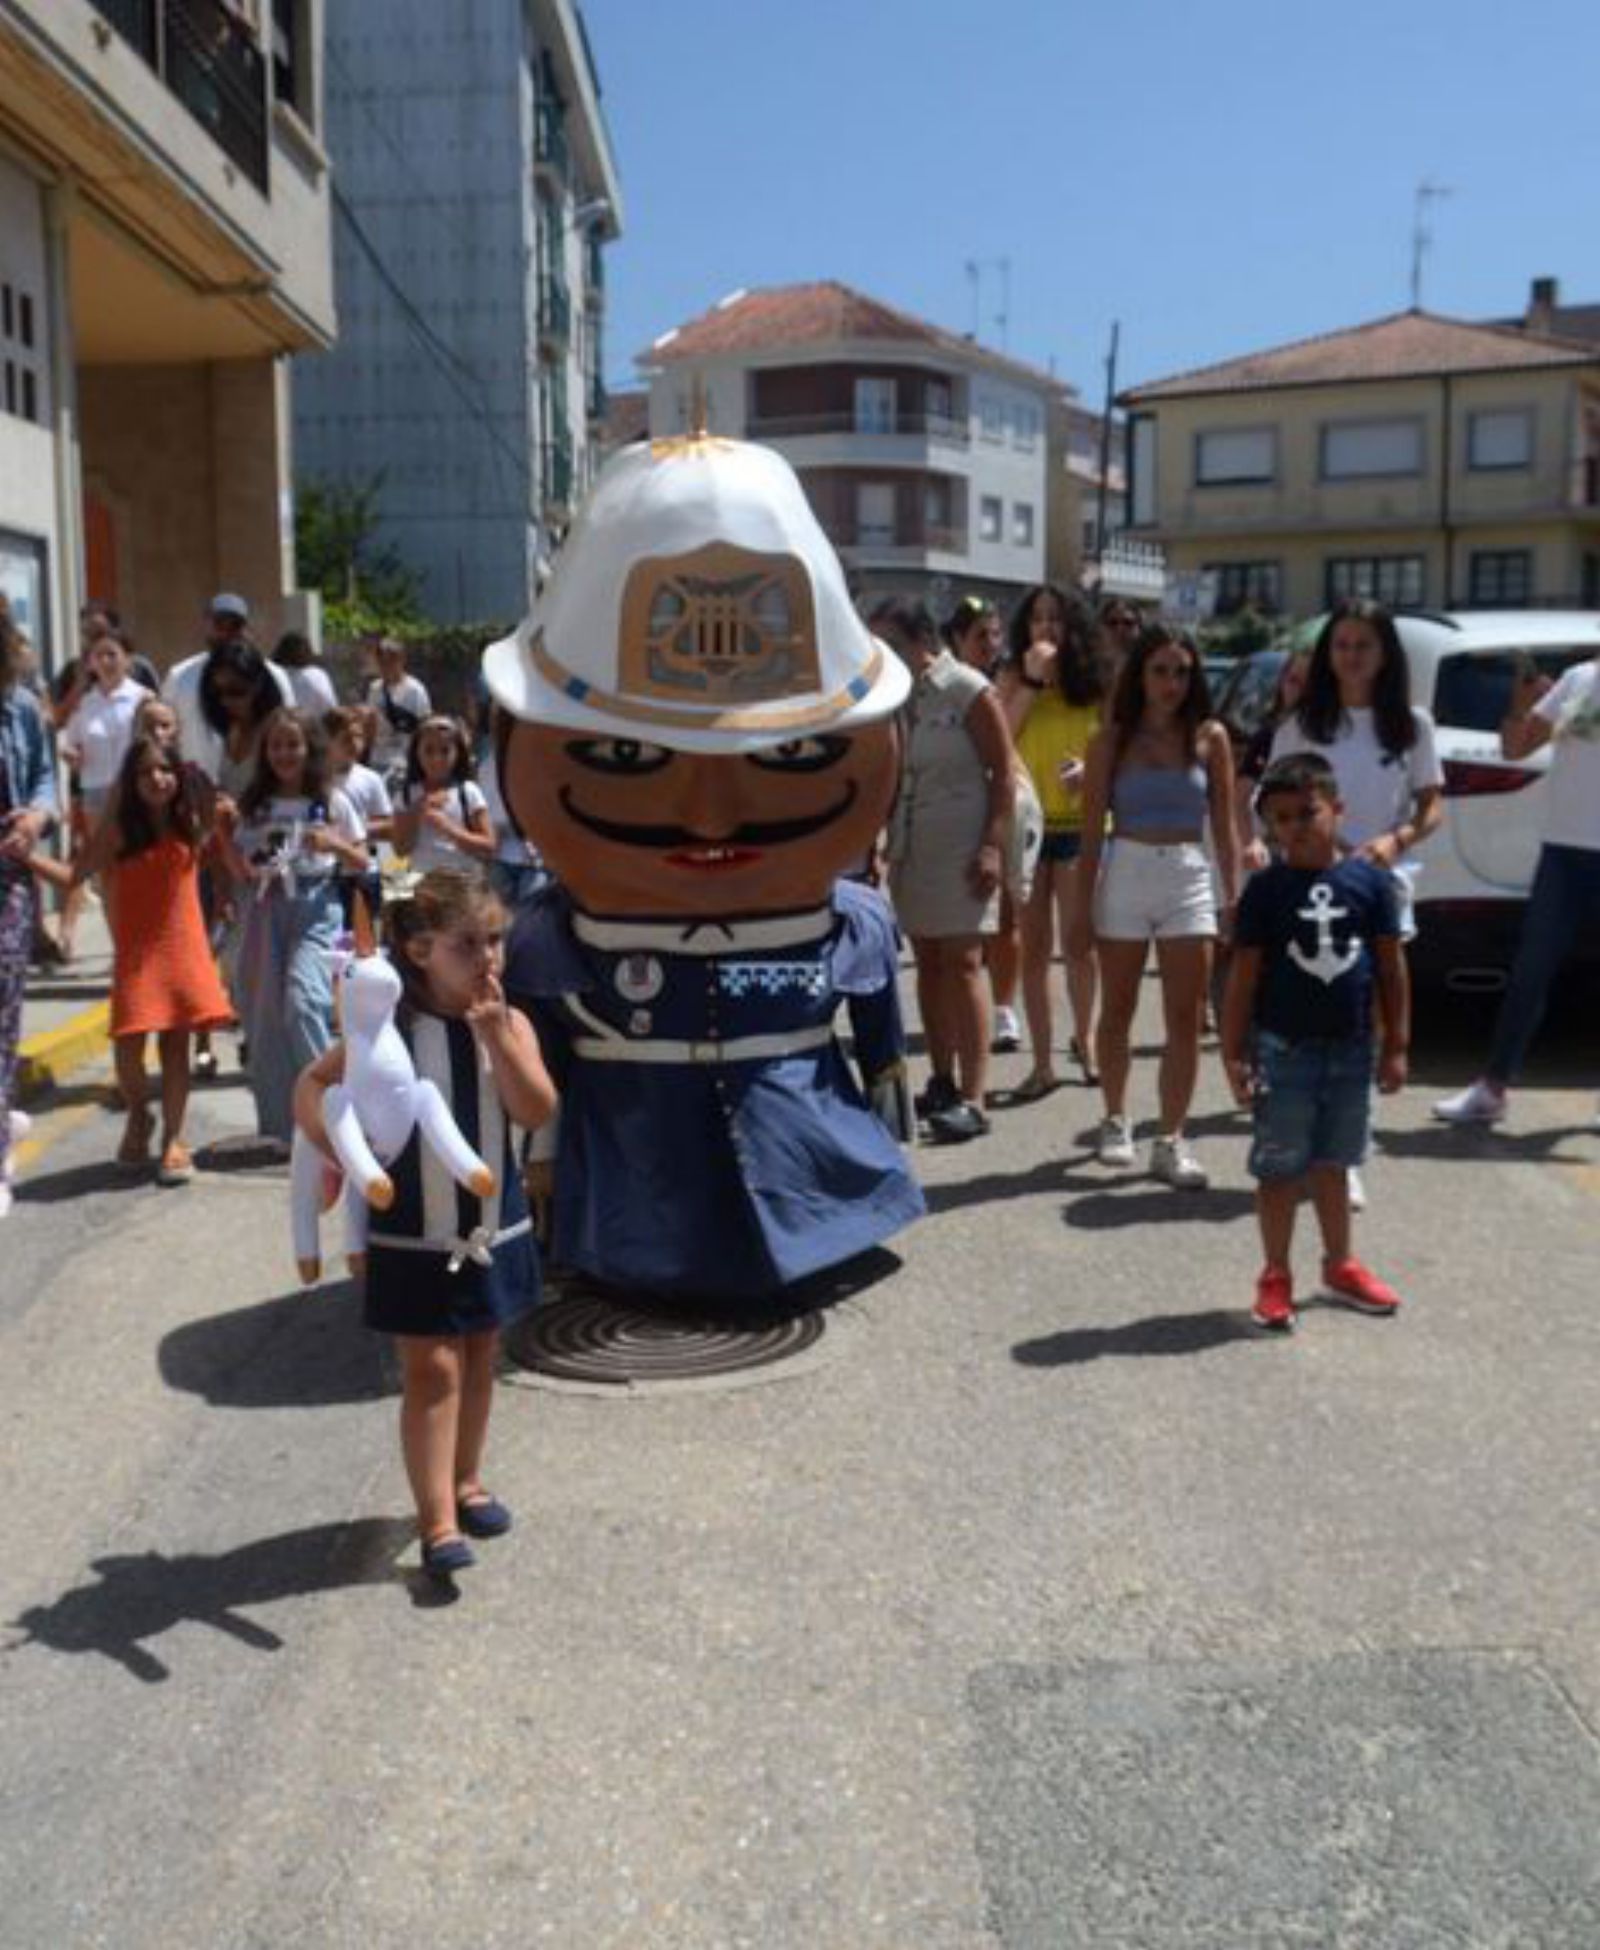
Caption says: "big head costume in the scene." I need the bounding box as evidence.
[486,432,924,1299]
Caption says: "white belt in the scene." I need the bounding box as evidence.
[572,1025,834,1065]
[372,1217,531,1274]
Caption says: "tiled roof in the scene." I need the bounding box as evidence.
[640,280,1069,396]
[1120,309,1600,403]
[1495,303,1600,347]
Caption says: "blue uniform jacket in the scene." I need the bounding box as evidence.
[506,879,924,1298]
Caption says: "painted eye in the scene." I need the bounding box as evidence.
[747,736,850,773]
[564,738,673,774]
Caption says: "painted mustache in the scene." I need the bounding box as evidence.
[557,781,858,850]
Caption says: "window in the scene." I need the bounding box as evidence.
[1012,501,1035,546]
[1128,412,1157,526]
[1468,409,1534,471]
[0,280,42,426]
[924,377,953,430]
[1195,427,1275,486]
[979,494,1003,542]
[272,0,308,120]
[979,395,1004,444]
[1325,555,1425,607]
[854,377,896,435]
[1205,561,1282,615]
[1320,420,1423,479]
[1468,549,1533,605]
[856,482,895,546]
[1011,403,1039,451]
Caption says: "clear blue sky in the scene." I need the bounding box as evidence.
[582,0,1600,403]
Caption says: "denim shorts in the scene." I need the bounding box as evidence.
[1248,1029,1374,1180]
[1038,828,1082,864]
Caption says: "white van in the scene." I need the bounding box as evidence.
[1395,610,1600,992]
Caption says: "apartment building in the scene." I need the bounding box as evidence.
[640,281,1070,611]
[1120,307,1600,618]
[0,0,336,672]
[293,0,621,624]
[1045,397,1125,588]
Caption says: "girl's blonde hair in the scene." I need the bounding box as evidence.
[383,869,507,1016]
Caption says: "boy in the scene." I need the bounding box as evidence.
[1221,753,1410,1332]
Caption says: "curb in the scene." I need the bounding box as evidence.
[17,1001,111,1104]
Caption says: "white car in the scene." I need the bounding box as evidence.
[1394,609,1600,992]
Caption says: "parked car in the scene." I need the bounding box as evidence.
[1219,612,1600,991]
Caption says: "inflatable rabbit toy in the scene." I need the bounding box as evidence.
[291,896,496,1284]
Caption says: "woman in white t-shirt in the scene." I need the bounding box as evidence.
[215,708,367,1144]
[62,632,152,820]
[391,714,495,874]
[1269,599,1444,937]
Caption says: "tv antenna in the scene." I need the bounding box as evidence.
[964,256,1012,349]
[1410,180,1453,310]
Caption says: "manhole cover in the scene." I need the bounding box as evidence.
[505,1290,826,1386]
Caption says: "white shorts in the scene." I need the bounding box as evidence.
[1094,840,1216,941]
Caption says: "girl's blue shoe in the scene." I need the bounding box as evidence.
[457,1492,513,1539]
[421,1535,476,1577]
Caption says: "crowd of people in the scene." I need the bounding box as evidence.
[2,575,1596,1568]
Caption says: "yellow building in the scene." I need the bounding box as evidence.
[1119,309,1600,618]
[0,0,334,673]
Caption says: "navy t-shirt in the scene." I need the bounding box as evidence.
[1236,858,1400,1041]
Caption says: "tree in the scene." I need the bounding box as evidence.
[294,475,423,637]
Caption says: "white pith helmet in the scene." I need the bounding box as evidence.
[483,434,909,753]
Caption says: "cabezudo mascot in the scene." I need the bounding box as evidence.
[485,432,924,1303]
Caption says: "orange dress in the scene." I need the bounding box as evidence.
[109,834,234,1039]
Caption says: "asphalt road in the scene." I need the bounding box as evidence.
[2,976,1597,1948]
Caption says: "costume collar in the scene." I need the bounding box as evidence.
[571,904,835,956]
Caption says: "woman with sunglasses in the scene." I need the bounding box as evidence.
[1069,623,1238,1185]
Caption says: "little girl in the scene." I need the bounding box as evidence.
[215,708,367,1146]
[294,871,556,1578]
[135,696,225,1082]
[391,715,494,873]
[32,734,233,1181]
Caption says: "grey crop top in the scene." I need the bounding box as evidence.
[1111,759,1208,834]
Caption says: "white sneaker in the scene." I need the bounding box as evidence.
[1432,1079,1507,1125]
[1347,1167,1366,1212]
[1150,1133,1208,1189]
[1096,1115,1136,1168]
[991,1004,1022,1054]
[0,1179,11,1219]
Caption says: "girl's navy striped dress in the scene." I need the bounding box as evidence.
[363,1008,541,1337]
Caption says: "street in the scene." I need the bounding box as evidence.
[2,974,1598,1948]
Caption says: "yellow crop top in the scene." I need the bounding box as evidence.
[1014,689,1100,830]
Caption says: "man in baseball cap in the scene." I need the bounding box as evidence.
[492,431,922,1303]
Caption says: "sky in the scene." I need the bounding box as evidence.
[581,0,1600,404]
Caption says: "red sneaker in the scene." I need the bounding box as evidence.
[1323,1257,1401,1316]
[1252,1266,1295,1332]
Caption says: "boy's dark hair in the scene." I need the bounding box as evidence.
[1255,750,1340,811]
[869,596,939,651]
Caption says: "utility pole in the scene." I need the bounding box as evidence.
[1410,180,1453,310]
[1095,319,1120,563]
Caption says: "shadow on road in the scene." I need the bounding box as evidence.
[16,1158,152,1204]
[159,1279,393,1409]
[1013,1308,1260,1367]
[1375,1122,1597,1166]
[6,1517,416,1683]
[1061,1185,1257,1229]
[921,1159,1074,1216]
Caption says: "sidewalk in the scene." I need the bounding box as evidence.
[17,896,113,1103]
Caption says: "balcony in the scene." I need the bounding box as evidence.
[538,277,571,352]
[747,410,970,447]
[534,102,569,185]
[835,523,968,561]
[89,0,269,192]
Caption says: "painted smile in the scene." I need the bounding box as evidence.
[556,782,859,856]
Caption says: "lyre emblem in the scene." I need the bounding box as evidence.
[619,542,820,705]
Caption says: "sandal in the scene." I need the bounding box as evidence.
[1069,1037,1100,1086]
[156,1140,194,1186]
[457,1490,513,1539]
[117,1107,154,1170]
[1011,1070,1060,1104]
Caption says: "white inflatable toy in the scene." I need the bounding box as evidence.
[291,898,496,1285]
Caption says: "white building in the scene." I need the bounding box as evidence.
[640,281,1072,612]
[293,0,622,624]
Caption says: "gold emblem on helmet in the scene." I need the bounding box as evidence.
[618,543,819,706]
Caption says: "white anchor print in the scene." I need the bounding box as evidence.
[1287,882,1362,986]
